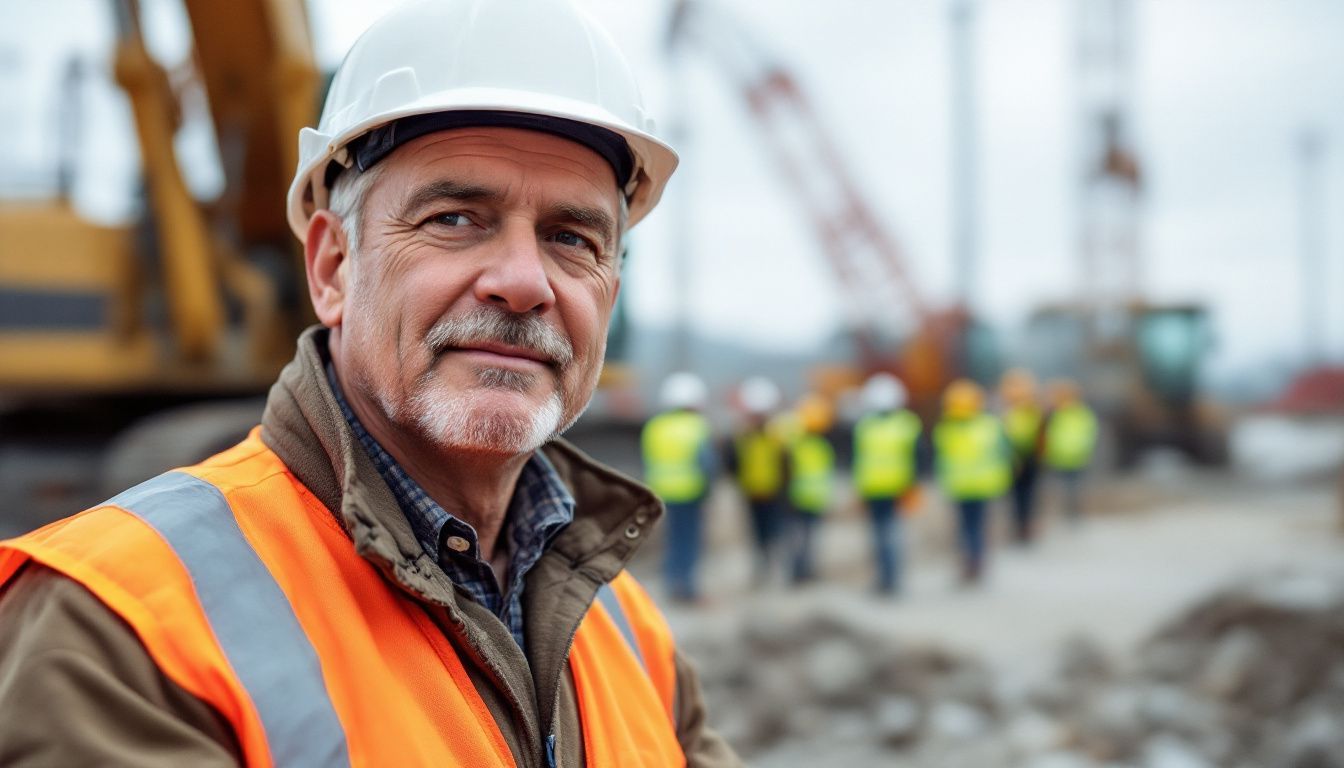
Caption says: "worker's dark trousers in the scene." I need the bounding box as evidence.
[867,497,903,593]
[747,499,783,578]
[957,499,989,580]
[663,499,704,601]
[1010,461,1040,542]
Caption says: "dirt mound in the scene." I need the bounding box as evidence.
[685,571,1344,767]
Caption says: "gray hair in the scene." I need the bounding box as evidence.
[326,164,384,256]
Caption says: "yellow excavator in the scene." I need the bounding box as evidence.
[0,0,318,512]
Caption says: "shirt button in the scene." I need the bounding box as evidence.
[445,535,471,553]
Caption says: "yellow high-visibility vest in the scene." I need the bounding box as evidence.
[1044,404,1098,470]
[934,414,1011,501]
[853,409,921,500]
[788,433,834,514]
[1003,405,1043,459]
[734,430,785,500]
[641,410,711,503]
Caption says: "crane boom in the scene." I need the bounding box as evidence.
[666,0,930,364]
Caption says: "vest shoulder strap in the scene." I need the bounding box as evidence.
[1,471,351,768]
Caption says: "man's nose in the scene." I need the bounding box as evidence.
[473,222,556,314]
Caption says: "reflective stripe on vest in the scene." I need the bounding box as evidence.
[596,582,644,669]
[0,434,684,768]
[641,411,710,503]
[107,472,350,767]
[853,410,921,499]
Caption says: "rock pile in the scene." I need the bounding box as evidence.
[683,572,1344,767]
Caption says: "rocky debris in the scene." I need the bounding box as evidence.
[683,570,1344,766]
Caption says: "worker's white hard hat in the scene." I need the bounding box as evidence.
[660,372,708,411]
[286,0,678,241]
[739,376,782,415]
[863,373,907,411]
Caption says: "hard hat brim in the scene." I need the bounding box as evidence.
[286,87,678,242]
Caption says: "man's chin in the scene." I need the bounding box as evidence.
[409,389,564,456]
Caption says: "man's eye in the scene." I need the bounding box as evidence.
[429,212,471,227]
[552,231,594,250]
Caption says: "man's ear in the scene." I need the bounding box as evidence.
[305,210,350,327]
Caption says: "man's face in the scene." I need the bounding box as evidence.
[329,127,622,457]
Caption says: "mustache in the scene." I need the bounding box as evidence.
[424,308,574,369]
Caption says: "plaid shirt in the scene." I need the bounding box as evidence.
[327,364,574,652]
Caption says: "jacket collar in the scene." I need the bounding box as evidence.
[258,326,662,600]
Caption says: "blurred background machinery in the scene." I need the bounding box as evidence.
[0,0,319,494]
[665,0,991,417]
[1022,0,1226,467]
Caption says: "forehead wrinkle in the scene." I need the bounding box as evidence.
[374,129,623,236]
[395,178,501,220]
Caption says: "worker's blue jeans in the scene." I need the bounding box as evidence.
[790,510,822,583]
[957,499,988,576]
[868,498,903,593]
[1058,469,1085,520]
[663,499,703,601]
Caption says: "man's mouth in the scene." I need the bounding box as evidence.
[449,342,555,369]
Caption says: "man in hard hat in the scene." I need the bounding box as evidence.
[786,394,835,584]
[0,2,739,765]
[934,379,1011,584]
[725,376,788,585]
[642,372,715,603]
[999,368,1045,544]
[1043,378,1099,521]
[852,373,922,595]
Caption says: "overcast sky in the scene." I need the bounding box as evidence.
[3,0,1342,387]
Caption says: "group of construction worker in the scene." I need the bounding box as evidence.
[641,368,1099,601]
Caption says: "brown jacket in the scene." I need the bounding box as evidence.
[0,328,740,767]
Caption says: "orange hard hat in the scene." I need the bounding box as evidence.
[795,394,834,434]
[999,368,1038,405]
[943,379,985,419]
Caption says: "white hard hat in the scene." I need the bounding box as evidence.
[660,372,708,410]
[739,376,782,415]
[286,0,679,241]
[863,373,907,411]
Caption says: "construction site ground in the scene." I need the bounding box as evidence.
[636,465,1344,765]
[655,467,1343,668]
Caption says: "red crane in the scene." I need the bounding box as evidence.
[664,0,967,404]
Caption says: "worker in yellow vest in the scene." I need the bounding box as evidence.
[1044,378,1099,522]
[788,395,835,583]
[853,373,922,594]
[642,372,716,602]
[934,379,1011,584]
[999,368,1046,544]
[727,376,789,585]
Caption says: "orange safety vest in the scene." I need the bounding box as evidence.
[0,432,683,768]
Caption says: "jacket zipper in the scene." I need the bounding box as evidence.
[542,573,603,768]
[388,561,543,768]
